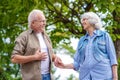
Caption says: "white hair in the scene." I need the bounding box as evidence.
[28,9,44,28]
[81,12,102,30]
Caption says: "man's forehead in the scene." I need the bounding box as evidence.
[36,13,45,19]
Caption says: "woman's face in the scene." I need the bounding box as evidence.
[81,18,92,31]
[31,14,46,33]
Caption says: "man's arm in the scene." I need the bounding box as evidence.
[11,55,36,64]
[52,53,57,62]
[11,49,47,64]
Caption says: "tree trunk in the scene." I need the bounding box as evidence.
[114,39,120,59]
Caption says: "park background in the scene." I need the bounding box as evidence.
[0,0,120,80]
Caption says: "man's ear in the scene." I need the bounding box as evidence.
[31,21,35,26]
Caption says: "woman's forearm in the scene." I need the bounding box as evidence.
[112,64,118,80]
[64,63,74,69]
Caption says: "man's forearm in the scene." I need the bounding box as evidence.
[11,55,36,64]
[52,53,56,62]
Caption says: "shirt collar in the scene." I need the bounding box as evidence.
[28,29,34,34]
[84,30,103,40]
[85,30,97,36]
[28,29,45,35]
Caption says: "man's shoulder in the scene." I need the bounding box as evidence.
[16,29,33,40]
[21,29,32,35]
[19,29,32,36]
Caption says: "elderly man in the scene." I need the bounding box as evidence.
[11,9,60,80]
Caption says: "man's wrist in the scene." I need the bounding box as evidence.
[52,54,56,62]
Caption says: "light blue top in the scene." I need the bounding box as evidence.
[73,30,117,80]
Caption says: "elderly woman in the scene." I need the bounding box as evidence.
[55,12,118,80]
[11,9,60,80]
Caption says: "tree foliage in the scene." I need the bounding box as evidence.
[0,0,120,79]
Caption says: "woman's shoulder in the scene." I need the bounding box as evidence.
[78,36,86,43]
[97,30,112,40]
[97,29,109,35]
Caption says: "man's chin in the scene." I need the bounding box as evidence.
[38,30,44,33]
[34,29,45,33]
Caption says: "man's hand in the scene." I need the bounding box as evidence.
[33,49,47,61]
[54,56,65,68]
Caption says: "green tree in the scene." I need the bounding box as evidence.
[0,0,120,80]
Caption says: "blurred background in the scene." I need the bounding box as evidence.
[0,0,120,80]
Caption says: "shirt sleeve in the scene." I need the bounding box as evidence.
[73,49,80,71]
[73,37,84,71]
[105,32,118,66]
[11,34,27,58]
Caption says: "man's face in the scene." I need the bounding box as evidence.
[31,14,46,33]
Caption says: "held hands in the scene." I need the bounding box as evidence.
[33,49,47,61]
[54,56,65,69]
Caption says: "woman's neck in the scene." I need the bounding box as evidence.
[87,27,95,36]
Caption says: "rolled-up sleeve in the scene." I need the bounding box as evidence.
[11,35,27,58]
[73,39,81,71]
[73,50,80,71]
[105,33,118,66]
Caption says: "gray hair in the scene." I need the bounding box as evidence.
[81,12,102,30]
[28,9,44,28]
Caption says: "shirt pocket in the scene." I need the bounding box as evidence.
[25,45,39,56]
[97,41,106,53]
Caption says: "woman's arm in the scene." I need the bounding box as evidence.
[63,63,74,69]
[112,64,118,80]
[105,33,118,80]
[54,56,74,69]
